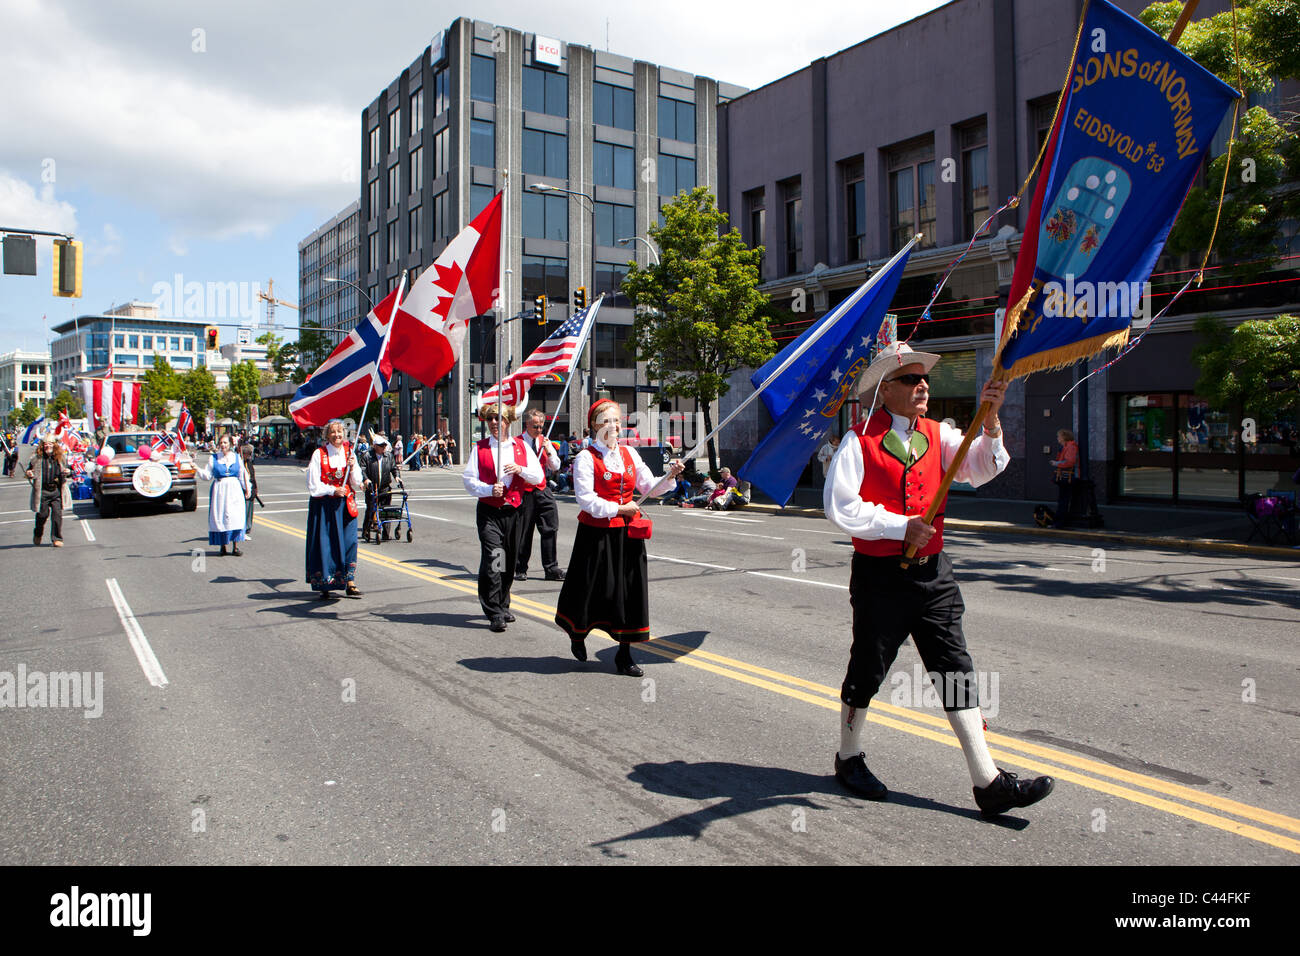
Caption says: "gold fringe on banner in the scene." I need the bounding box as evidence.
[1000,327,1131,381]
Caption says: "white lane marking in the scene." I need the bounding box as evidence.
[1256,574,1300,582]
[0,508,34,515]
[409,511,454,523]
[405,495,475,501]
[647,554,848,590]
[0,518,35,525]
[648,554,736,571]
[105,578,169,688]
[797,528,843,535]
[80,518,95,541]
[694,513,764,524]
[748,571,848,590]
[690,526,784,540]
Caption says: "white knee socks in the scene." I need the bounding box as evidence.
[838,702,865,759]
[947,707,999,787]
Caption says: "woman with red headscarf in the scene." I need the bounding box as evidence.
[555,399,684,676]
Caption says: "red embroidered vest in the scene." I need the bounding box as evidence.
[852,409,945,557]
[577,445,636,528]
[476,437,528,508]
[318,443,352,487]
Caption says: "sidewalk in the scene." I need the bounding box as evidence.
[734,492,1300,560]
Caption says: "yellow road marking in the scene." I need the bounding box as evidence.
[258,514,1300,854]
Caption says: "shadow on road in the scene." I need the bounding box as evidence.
[458,655,588,676]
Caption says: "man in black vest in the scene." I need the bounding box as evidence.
[515,408,565,582]
[361,433,396,543]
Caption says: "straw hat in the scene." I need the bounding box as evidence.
[855,342,941,401]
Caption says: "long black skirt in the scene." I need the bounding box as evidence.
[554,523,650,643]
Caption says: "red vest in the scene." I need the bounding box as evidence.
[577,445,636,528]
[521,437,553,493]
[852,409,945,557]
[318,443,352,487]
[476,437,528,508]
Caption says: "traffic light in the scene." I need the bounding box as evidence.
[533,294,547,326]
[467,374,476,393]
[51,239,82,297]
[572,286,587,310]
[205,326,219,350]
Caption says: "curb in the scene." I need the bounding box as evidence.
[736,502,1299,560]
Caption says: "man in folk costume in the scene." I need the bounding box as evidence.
[555,399,683,676]
[824,342,1054,817]
[515,407,566,583]
[462,403,544,632]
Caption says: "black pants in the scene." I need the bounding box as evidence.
[1054,477,1073,527]
[517,488,560,574]
[362,487,393,539]
[842,552,979,711]
[35,491,63,542]
[476,501,521,620]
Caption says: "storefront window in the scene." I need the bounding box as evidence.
[1176,395,1236,500]
[1245,402,1299,496]
[1117,393,1174,497]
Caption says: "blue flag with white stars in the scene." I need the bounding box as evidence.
[739,246,913,506]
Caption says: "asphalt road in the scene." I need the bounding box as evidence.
[0,460,1296,865]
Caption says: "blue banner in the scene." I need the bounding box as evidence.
[997,0,1237,378]
[739,248,911,507]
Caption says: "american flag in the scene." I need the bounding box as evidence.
[480,296,603,408]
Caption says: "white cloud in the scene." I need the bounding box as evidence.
[0,170,78,236]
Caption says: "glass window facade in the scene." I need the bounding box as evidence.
[657,154,695,197]
[594,82,634,130]
[658,97,695,142]
[888,139,936,250]
[471,55,495,102]
[594,142,634,189]
[471,119,494,167]
[595,201,634,248]
[521,254,569,306]
[594,324,633,369]
[470,184,494,220]
[523,192,568,241]
[782,178,802,275]
[410,145,424,192]
[595,261,630,308]
[410,88,424,133]
[522,67,567,116]
[523,129,567,179]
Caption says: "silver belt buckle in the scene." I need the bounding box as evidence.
[913,553,932,566]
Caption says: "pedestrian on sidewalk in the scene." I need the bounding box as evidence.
[240,443,258,541]
[197,433,250,557]
[306,419,365,599]
[463,404,543,632]
[516,408,566,582]
[361,433,396,543]
[555,399,683,676]
[1049,429,1079,529]
[824,342,1054,818]
[26,433,71,547]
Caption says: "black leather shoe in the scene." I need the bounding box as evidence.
[33,532,41,546]
[503,612,516,623]
[570,638,587,662]
[318,590,332,601]
[834,752,888,800]
[344,584,362,599]
[514,570,528,581]
[973,768,1055,817]
[231,546,242,557]
[544,569,566,581]
[489,618,508,632]
[614,647,643,677]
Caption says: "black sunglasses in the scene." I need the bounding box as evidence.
[886,373,930,386]
[482,414,501,422]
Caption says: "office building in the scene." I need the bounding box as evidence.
[0,349,51,415]
[299,200,361,349]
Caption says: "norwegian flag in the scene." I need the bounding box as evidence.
[387,191,503,387]
[292,192,503,425]
[55,410,72,435]
[177,403,194,437]
[480,296,602,409]
[78,378,142,431]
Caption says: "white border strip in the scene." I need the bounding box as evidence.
[105,578,169,687]
[80,518,95,541]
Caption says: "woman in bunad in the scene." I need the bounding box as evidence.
[555,399,684,676]
[196,433,250,557]
[306,419,365,600]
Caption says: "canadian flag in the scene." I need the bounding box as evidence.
[386,191,503,387]
[79,378,142,431]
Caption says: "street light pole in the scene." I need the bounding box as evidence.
[617,235,659,266]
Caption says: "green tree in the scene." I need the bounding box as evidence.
[621,187,774,471]
[294,322,331,385]
[1141,1,1300,274]
[140,355,179,426]
[1193,314,1300,420]
[221,360,261,420]
[9,399,41,428]
[274,341,301,383]
[256,331,290,384]
[177,367,220,427]
[47,388,85,419]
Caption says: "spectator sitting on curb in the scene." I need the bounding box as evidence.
[705,467,739,510]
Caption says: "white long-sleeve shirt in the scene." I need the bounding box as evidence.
[572,439,675,520]
[824,410,1008,540]
[196,450,251,494]
[522,433,562,474]
[462,434,544,498]
[306,443,364,497]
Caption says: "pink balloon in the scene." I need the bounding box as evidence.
[95,453,111,467]
[138,444,154,459]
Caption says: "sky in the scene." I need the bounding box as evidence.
[0,0,952,355]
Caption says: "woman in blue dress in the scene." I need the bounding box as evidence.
[306,419,364,600]
[197,433,250,556]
